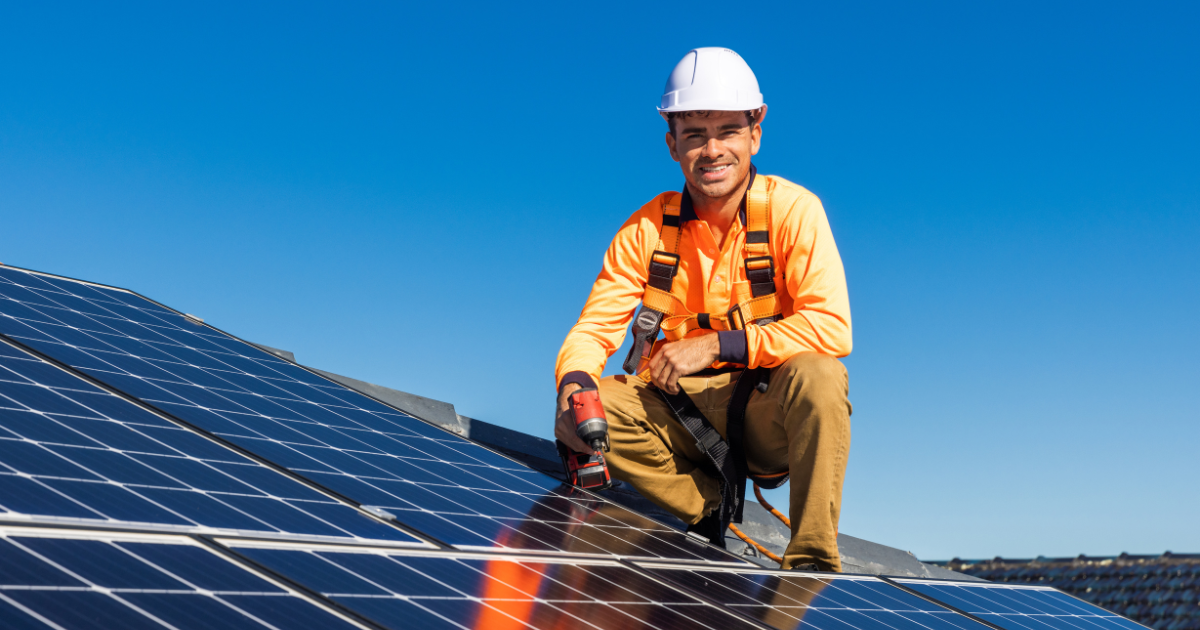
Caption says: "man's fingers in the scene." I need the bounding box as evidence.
[556,411,593,454]
[665,364,682,394]
[651,357,668,389]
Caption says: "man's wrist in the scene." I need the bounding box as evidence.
[558,371,596,394]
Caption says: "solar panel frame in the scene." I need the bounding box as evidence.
[0,264,750,565]
[0,336,433,547]
[0,524,386,630]
[216,538,772,630]
[633,561,1014,630]
[889,578,1151,630]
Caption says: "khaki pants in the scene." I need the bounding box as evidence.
[598,352,851,571]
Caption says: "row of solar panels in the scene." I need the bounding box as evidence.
[0,264,728,561]
[0,264,1147,630]
[0,524,1144,630]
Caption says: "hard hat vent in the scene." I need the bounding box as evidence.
[665,50,697,92]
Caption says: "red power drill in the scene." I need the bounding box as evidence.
[556,387,613,490]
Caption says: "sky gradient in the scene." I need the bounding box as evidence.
[2,1,1197,561]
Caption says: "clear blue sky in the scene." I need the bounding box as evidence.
[2,2,1196,561]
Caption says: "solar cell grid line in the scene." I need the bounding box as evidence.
[0,264,745,564]
[892,579,1150,630]
[0,525,385,630]
[634,561,1006,630]
[218,539,769,630]
[0,336,428,546]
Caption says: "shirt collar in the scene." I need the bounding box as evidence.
[679,163,757,227]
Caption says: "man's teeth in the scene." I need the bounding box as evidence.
[701,165,731,173]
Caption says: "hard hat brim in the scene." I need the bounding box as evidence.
[657,100,765,113]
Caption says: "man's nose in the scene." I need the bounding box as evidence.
[701,138,724,158]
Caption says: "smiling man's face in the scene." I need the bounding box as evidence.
[665,109,762,201]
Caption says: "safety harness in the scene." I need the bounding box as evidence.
[620,171,791,548]
[621,172,784,378]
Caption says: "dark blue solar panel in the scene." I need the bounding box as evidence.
[0,266,738,562]
[645,566,999,630]
[899,580,1148,630]
[0,531,365,630]
[0,338,420,544]
[232,543,760,630]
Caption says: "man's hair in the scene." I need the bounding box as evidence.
[666,109,760,137]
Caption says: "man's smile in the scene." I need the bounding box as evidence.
[698,163,735,180]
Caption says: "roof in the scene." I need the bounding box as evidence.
[939,555,1200,630]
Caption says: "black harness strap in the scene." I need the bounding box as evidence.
[656,387,740,532]
[724,367,770,524]
[656,366,772,538]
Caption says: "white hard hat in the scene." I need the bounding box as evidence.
[658,47,764,113]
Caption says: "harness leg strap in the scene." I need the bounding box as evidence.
[725,367,770,524]
[655,387,740,544]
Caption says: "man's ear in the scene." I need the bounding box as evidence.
[749,105,767,156]
[665,130,680,163]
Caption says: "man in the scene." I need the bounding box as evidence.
[554,48,852,571]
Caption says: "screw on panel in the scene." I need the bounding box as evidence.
[360,506,397,521]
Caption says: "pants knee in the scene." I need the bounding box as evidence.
[775,353,847,398]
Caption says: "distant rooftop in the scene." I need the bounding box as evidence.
[937,554,1200,630]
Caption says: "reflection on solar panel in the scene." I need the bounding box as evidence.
[0,263,1151,630]
[0,265,734,562]
[223,541,761,630]
[641,563,996,630]
[0,338,422,544]
[0,527,372,629]
[896,579,1149,630]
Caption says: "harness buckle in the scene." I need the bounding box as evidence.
[744,255,776,298]
[622,307,664,375]
[725,304,746,331]
[647,251,680,292]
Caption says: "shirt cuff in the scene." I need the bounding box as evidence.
[718,330,749,364]
[558,371,597,393]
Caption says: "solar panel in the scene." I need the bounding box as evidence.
[0,265,740,563]
[222,540,763,630]
[0,265,1152,630]
[894,579,1149,630]
[0,337,424,545]
[638,563,1000,630]
[0,526,375,629]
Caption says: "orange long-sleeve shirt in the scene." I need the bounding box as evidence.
[555,173,851,390]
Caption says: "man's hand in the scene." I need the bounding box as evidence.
[648,332,721,394]
[555,383,594,454]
